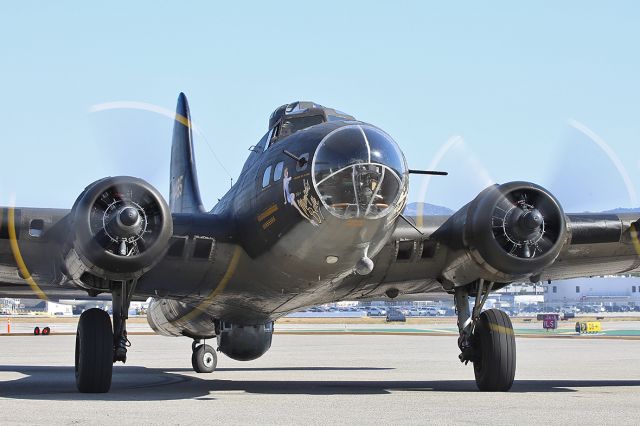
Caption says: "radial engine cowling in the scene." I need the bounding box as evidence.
[465,181,566,277]
[64,176,173,284]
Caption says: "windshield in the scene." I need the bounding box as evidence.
[279,115,324,138]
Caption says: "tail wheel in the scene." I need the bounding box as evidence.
[33,327,40,335]
[191,344,217,373]
[472,309,516,391]
[75,308,113,393]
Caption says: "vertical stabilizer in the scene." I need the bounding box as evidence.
[170,92,206,213]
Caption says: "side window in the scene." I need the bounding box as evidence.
[262,166,272,188]
[269,125,280,147]
[263,128,274,151]
[273,162,284,181]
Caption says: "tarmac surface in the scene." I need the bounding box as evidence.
[1,330,640,425]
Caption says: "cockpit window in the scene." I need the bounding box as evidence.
[327,115,348,122]
[279,115,324,138]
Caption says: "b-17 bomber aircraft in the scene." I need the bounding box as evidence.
[1,93,639,393]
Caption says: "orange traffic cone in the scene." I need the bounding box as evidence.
[7,318,10,334]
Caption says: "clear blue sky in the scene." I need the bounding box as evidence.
[2,1,639,212]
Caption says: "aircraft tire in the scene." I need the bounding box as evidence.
[191,344,217,373]
[472,309,516,391]
[75,308,113,393]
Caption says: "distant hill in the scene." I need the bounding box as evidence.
[404,202,454,216]
[603,207,640,213]
[403,203,639,216]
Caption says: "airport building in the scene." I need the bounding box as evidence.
[542,275,640,307]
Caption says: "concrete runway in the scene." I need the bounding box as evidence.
[1,333,640,425]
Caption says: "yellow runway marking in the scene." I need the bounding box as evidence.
[7,207,48,301]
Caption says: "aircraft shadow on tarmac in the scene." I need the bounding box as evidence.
[1,365,640,401]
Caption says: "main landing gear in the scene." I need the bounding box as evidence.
[454,279,516,391]
[75,280,136,393]
[191,339,217,373]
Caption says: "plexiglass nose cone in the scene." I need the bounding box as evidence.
[312,125,408,219]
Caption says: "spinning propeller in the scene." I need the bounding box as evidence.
[490,187,562,260]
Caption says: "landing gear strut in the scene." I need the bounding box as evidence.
[112,280,136,363]
[191,339,217,373]
[454,279,516,391]
[75,280,136,393]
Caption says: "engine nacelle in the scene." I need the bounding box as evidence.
[466,181,566,276]
[147,298,218,338]
[64,176,173,285]
[437,181,566,284]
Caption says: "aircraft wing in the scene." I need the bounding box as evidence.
[383,182,640,293]
[0,206,78,301]
[540,213,640,281]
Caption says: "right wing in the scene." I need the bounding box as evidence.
[373,182,640,297]
[0,206,85,300]
[541,213,640,281]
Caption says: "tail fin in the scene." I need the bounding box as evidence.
[170,92,206,213]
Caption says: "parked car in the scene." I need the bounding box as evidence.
[423,307,439,316]
[386,310,406,322]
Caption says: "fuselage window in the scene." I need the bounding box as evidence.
[262,166,272,188]
[273,161,284,181]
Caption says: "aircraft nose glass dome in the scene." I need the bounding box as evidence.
[312,125,408,219]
